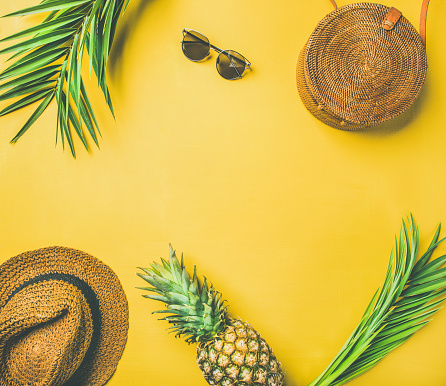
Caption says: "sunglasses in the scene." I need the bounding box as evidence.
[181,28,251,80]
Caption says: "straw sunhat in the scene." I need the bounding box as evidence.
[0,246,129,386]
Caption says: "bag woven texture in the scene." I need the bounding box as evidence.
[297,2,428,130]
[0,246,129,386]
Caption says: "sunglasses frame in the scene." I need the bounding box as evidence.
[181,28,251,80]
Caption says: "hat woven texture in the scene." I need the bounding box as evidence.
[0,246,129,386]
[297,3,428,130]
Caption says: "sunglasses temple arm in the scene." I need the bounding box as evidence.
[210,43,223,53]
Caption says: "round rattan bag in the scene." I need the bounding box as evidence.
[297,0,430,130]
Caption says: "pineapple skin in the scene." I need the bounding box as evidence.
[197,318,284,386]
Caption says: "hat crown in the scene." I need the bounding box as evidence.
[0,279,93,385]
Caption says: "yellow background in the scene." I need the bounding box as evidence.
[1,0,446,385]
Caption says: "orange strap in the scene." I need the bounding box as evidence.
[329,0,430,45]
[419,0,429,45]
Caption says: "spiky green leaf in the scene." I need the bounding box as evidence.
[137,245,228,343]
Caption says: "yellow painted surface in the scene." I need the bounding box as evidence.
[1,0,446,385]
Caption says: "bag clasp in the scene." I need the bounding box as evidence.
[382,7,402,30]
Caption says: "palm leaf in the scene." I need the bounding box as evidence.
[0,29,76,55]
[309,215,446,386]
[0,0,129,157]
[0,14,84,43]
[10,90,55,143]
[0,66,60,92]
[3,0,93,17]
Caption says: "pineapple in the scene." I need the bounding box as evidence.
[137,245,284,386]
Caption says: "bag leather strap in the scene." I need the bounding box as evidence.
[419,0,429,45]
[329,0,430,45]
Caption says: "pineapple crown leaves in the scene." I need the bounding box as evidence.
[0,0,129,157]
[309,214,446,386]
[137,245,228,344]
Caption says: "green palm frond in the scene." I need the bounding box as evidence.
[0,0,129,157]
[309,215,446,386]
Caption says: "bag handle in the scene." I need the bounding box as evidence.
[328,0,430,45]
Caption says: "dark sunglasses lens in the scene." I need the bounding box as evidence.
[216,50,247,80]
[182,30,210,61]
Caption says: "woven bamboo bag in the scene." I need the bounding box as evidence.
[297,0,430,130]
